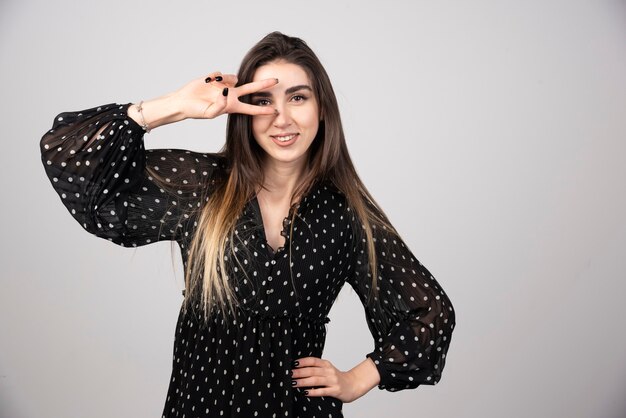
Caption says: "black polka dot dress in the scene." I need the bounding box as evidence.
[40,103,456,417]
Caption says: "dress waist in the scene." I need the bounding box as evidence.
[251,311,331,324]
[182,289,331,325]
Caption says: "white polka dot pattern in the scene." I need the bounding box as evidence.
[40,103,456,416]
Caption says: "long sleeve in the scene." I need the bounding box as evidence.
[347,210,456,392]
[40,103,225,247]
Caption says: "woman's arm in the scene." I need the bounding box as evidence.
[348,213,456,392]
[40,103,227,246]
[40,74,279,246]
[291,204,455,400]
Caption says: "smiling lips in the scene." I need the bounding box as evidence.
[270,133,299,146]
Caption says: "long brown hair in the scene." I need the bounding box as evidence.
[183,32,397,323]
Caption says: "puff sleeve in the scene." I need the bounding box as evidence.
[347,212,456,392]
[40,103,224,247]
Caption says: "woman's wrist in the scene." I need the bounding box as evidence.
[127,93,186,131]
[347,357,381,398]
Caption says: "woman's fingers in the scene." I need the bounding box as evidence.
[294,375,331,388]
[224,78,279,116]
[233,102,277,116]
[228,78,278,116]
[294,357,331,369]
[292,366,328,380]
[213,74,238,87]
[291,358,337,392]
[291,357,361,402]
[235,77,279,97]
[292,368,330,390]
[204,71,222,83]
[302,386,333,398]
[197,74,279,117]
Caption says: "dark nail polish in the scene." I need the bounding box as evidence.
[274,78,279,83]
[215,76,223,82]
[289,369,293,376]
[222,87,229,96]
[204,77,212,83]
[292,361,299,367]
[304,390,309,395]
[291,380,297,386]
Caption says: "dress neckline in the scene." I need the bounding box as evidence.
[249,195,300,258]
[248,179,331,258]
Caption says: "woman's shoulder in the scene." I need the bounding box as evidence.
[315,178,349,206]
[321,178,342,195]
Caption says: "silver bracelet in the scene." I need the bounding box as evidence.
[135,100,151,133]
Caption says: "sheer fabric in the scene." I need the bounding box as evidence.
[40,103,456,417]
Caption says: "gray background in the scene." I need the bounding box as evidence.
[1,0,625,417]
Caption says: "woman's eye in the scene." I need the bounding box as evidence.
[254,99,271,106]
[291,94,307,103]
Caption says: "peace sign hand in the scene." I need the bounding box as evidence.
[173,72,278,120]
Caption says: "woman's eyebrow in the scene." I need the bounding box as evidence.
[285,84,313,94]
[250,85,313,98]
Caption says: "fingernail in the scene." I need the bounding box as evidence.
[274,78,279,83]
[274,109,279,115]
[291,380,297,386]
[292,360,299,367]
[215,76,223,82]
[289,369,293,376]
[204,77,212,83]
[304,390,309,395]
[222,87,229,96]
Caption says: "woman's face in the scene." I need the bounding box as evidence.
[250,60,320,170]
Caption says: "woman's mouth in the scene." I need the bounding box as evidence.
[271,133,299,146]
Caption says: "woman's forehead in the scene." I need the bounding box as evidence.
[252,61,311,85]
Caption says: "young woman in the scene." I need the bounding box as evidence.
[40,31,456,417]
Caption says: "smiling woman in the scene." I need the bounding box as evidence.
[250,62,320,170]
[39,31,456,417]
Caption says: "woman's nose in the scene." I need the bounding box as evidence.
[272,105,292,127]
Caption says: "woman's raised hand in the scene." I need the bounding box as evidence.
[127,72,278,131]
[173,72,279,119]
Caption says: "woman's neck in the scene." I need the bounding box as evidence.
[259,156,307,203]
